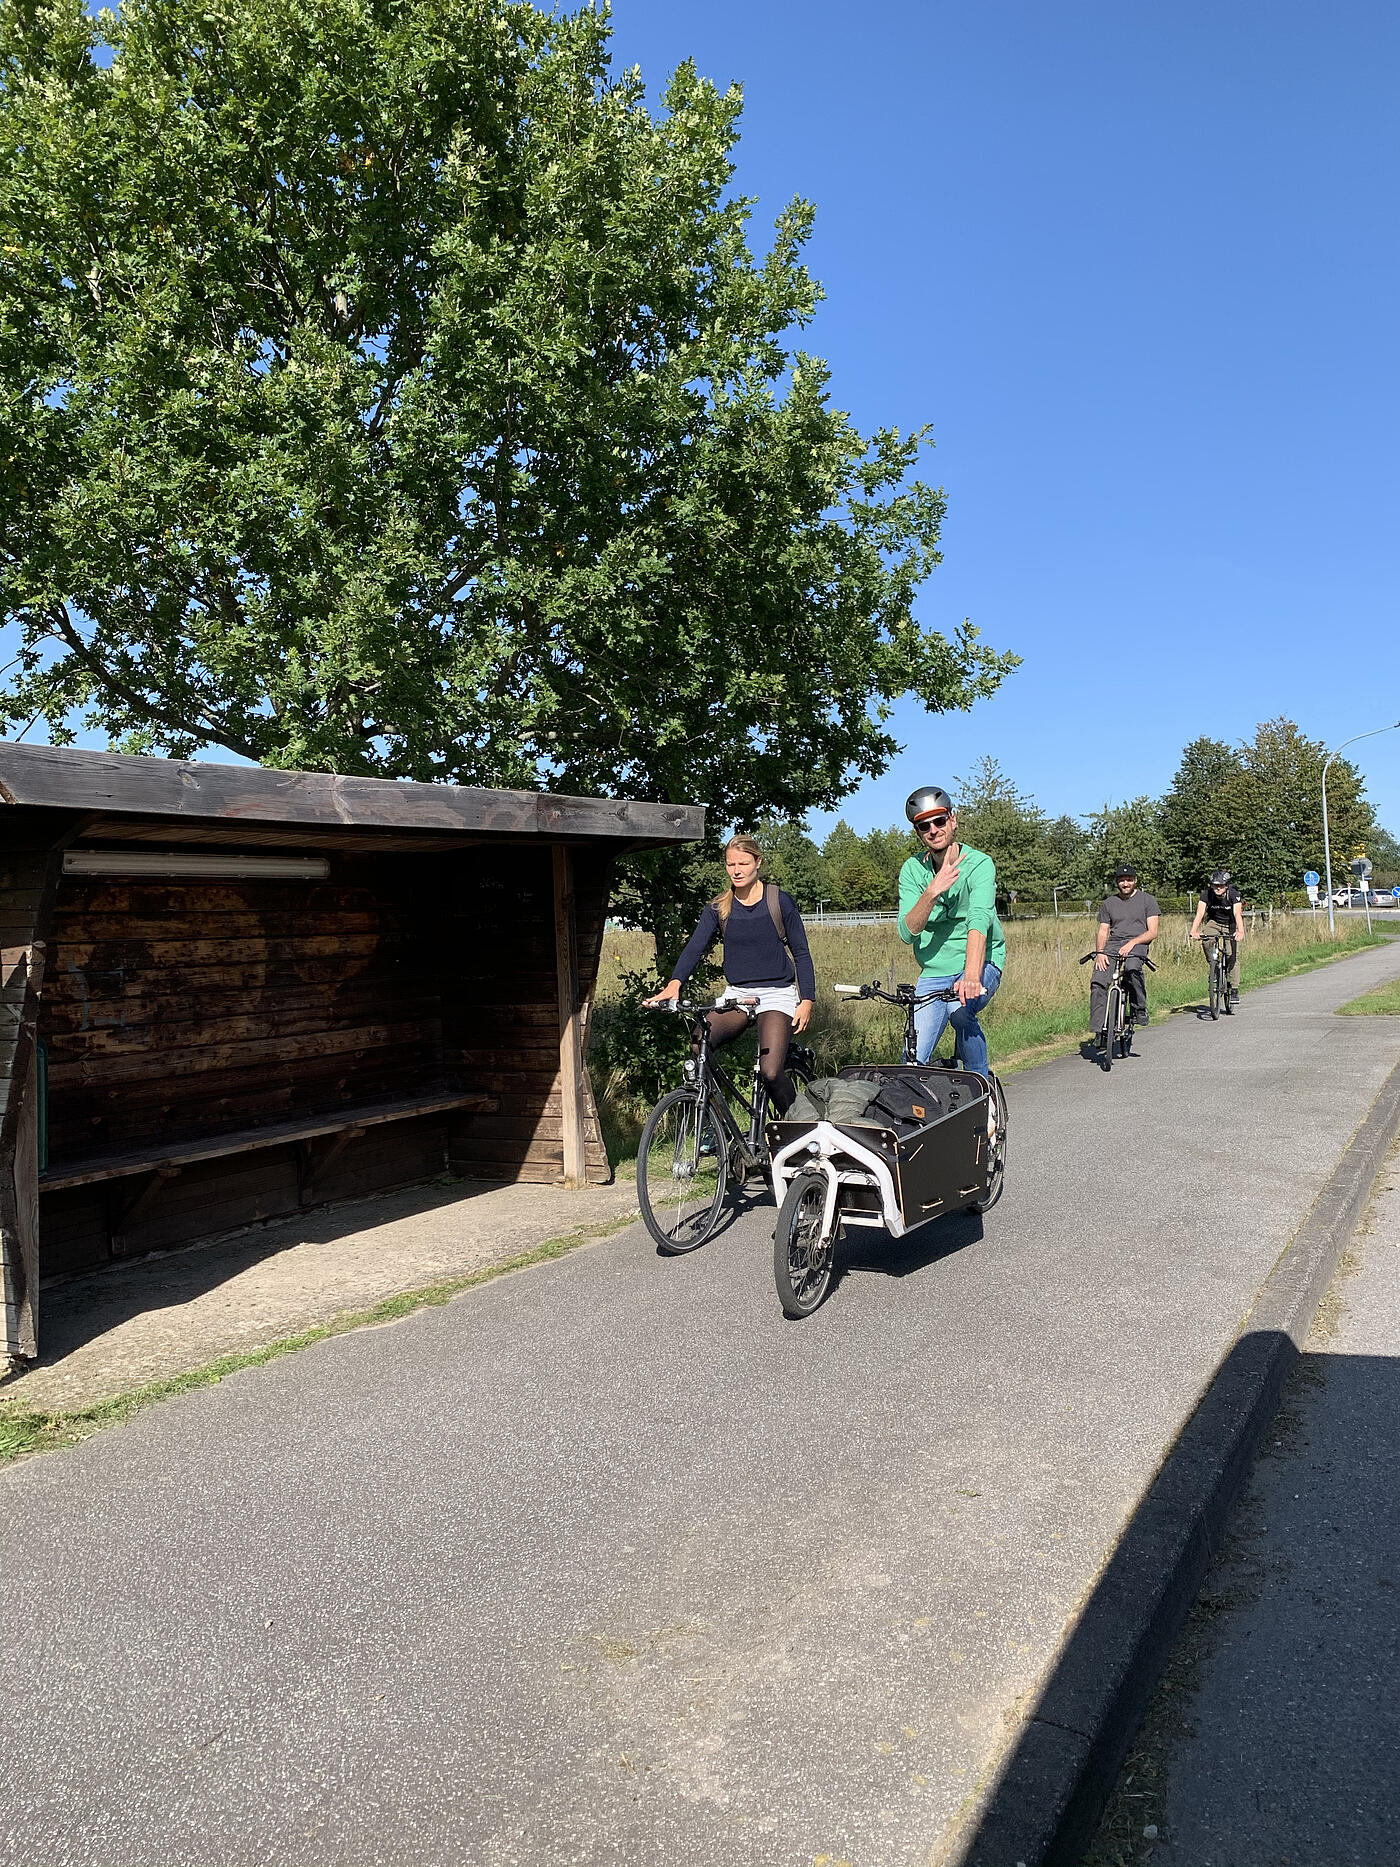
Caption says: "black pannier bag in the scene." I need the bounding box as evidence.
[865,1071,942,1132]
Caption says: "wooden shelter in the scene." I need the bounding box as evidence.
[0,745,702,1359]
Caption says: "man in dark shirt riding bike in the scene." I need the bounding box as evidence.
[1090,865,1160,1034]
[1189,869,1245,1007]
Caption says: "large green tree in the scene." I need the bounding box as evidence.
[1078,796,1174,898]
[1160,736,1240,891]
[1,0,1013,958]
[953,755,1057,901]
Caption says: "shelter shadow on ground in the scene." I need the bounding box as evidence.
[6,1175,534,1370]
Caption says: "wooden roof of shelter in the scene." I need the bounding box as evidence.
[0,744,704,853]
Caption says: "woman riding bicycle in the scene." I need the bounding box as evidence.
[644,835,815,1116]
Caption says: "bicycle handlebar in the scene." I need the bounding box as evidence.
[1078,952,1157,971]
[644,994,758,1016]
[833,980,960,1004]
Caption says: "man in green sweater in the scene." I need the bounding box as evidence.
[897,785,1006,1074]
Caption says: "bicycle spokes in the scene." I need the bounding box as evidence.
[638,1092,728,1252]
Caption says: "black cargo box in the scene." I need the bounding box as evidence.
[768,1063,993,1232]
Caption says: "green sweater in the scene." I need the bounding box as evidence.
[897,844,1007,977]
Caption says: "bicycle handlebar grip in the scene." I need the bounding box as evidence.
[833,984,862,996]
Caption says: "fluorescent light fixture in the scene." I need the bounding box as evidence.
[63,852,330,880]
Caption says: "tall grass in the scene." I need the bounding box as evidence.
[592,913,1387,1164]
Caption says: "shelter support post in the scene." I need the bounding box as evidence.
[553,845,588,1190]
[1,820,75,1358]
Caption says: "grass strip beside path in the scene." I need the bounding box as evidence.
[0,1209,638,1470]
[1338,977,1400,1015]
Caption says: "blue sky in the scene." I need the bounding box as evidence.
[607,0,1400,839]
[12,1,1399,843]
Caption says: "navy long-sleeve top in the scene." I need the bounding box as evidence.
[669,888,816,1001]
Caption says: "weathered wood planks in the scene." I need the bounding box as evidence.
[0,743,703,848]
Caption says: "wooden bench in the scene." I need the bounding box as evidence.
[39,1092,499,1244]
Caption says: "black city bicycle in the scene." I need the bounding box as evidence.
[1193,930,1236,1020]
[1080,951,1156,1070]
[637,997,815,1254]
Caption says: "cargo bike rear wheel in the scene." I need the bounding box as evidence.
[966,1073,1008,1213]
[773,1171,837,1318]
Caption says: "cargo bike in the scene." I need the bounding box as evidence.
[767,981,1009,1318]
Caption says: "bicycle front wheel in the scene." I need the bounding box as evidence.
[1208,952,1221,1020]
[773,1171,836,1318]
[1100,987,1118,1070]
[637,1089,730,1254]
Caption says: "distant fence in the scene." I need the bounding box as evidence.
[810,910,899,927]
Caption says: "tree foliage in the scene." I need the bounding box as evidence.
[1159,718,1376,899]
[745,716,1392,918]
[0,0,1014,886]
[952,756,1058,901]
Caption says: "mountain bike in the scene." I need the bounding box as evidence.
[1192,930,1236,1020]
[768,981,1009,1318]
[637,997,815,1254]
[1080,951,1156,1071]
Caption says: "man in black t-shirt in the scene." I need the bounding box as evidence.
[1091,865,1160,1031]
[1190,869,1245,1004]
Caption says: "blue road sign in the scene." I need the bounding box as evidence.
[1303,870,1320,886]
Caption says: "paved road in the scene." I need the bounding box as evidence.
[3,943,1400,1867]
[1141,1146,1400,1867]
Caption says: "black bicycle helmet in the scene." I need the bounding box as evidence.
[1113,864,1139,882]
[1209,869,1232,887]
[905,786,954,824]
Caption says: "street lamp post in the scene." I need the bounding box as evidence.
[1322,721,1400,935]
[1051,884,1064,919]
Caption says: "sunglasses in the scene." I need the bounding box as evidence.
[917,813,952,831]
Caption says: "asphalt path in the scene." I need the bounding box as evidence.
[4,942,1400,1867]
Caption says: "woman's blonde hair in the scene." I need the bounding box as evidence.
[715,834,764,924]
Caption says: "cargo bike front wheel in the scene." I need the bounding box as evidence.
[773,1170,838,1318]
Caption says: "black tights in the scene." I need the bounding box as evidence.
[695,1008,797,1115]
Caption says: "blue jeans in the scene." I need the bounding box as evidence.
[912,964,1002,1076]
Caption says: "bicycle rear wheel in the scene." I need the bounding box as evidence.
[637,1089,730,1254]
[773,1171,836,1318]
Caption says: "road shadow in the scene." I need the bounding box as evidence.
[1077,1040,1146,1069]
[836,1208,984,1283]
[951,1330,1400,1867]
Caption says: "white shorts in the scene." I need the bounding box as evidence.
[721,981,800,1018]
